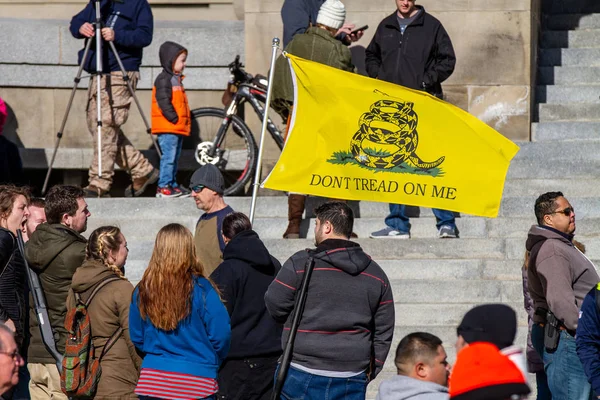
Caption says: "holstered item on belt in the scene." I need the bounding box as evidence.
[544,310,561,353]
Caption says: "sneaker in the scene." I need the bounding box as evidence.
[369,226,410,239]
[173,186,191,198]
[438,225,458,238]
[125,168,159,197]
[83,185,110,198]
[156,186,182,198]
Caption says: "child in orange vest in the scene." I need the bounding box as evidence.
[152,41,191,197]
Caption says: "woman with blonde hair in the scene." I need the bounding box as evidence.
[130,223,230,400]
[66,226,140,399]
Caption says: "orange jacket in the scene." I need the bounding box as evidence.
[151,42,191,136]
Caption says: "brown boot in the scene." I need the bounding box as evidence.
[125,168,159,197]
[283,194,306,239]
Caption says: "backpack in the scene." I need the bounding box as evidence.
[61,277,123,398]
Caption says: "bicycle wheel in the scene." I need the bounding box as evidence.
[191,107,258,196]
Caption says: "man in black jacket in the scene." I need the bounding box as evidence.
[265,202,394,399]
[211,212,282,399]
[365,0,459,240]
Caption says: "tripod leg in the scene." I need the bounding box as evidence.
[95,1,103,178]
[108,41,162,158]
[42,37,94,195]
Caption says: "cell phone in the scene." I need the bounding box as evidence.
[351,25,369,35]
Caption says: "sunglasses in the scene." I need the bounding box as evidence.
[191,185,205,194]
[548,207,574,217]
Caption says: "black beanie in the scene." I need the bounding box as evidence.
[189,164,225,195]
[457,304,517,349]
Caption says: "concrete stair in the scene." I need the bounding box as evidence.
[534,2,600,141]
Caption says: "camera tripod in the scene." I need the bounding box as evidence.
[42,0,161,195]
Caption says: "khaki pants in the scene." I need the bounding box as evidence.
[28,363,67,400]
[87,72,153,191]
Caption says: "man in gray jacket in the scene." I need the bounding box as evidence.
[526,191,599,400]
[265,201,394,399]
[377,332,449,400]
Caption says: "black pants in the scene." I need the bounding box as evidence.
[217,355,280,400]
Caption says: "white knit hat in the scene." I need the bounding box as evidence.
[316,0,346,30]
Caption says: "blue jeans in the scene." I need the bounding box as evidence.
[157,133,183,187]
[533,326,592,400]
[385,203,456,233]
[278,366,367,400]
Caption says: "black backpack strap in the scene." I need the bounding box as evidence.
[595,283,600,314]
[99,326,124,360]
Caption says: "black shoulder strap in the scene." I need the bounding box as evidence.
[595,284,600,314]
[0,232,16,281]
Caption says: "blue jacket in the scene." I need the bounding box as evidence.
[576,285,600,396]
[129,276,231,379]
[281,0,325,47]
[69,0,153,73]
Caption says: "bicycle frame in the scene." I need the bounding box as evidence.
[207,83,285,158]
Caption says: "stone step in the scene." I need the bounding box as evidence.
[542,0,600,15]
[538,103,600,122]
[544,13,600,30]
[541,29,600,49]
[536,85,600,103]
[538,66,600,85]
[532,122,600,141]
[539,48,600,67]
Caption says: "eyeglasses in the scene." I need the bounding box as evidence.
[548,207,574,217]
[191,185,205,194]
[0,349,22,362]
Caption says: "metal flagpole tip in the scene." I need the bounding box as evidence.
[272,38,280,47]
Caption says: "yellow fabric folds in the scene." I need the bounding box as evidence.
[263,55,519,218]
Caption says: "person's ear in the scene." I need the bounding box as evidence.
[61,213,71,227]
[415,361,428,379]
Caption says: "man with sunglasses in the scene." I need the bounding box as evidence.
[189,164,233,276]
[526,191,599,400]
[0,323,24,397]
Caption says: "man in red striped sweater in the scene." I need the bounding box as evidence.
[265,201,395,399]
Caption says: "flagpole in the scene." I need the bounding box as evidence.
[249,37,280,224]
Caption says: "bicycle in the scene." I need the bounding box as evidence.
[191,55,286,196]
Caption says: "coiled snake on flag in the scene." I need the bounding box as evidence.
[350,100,445,170]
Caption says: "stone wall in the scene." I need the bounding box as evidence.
[245,0,538,147]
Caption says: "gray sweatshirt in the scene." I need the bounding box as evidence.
[526,225,600,330]
[376,375,449,400]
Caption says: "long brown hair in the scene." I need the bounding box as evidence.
[136,223,217,331]
[86,226,126,280]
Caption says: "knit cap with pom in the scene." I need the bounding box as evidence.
[316,0,346,30]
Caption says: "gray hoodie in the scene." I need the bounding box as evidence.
[376,375,449,400]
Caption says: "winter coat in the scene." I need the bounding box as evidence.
[129,276,231,379]
[376,375,449,400]
[0,136,24,185]
[271,26,354,117]
[526,225,600,330]
[0,228,27,344]
[211,230,282,359]
[576,286,600,396]
[24,223,86,363]
[69,0,153,73]
[521,264,544,373]
[265,238,395,379]
[67,260,140,399]
[281,0,326,46]
[365,7,455,98]
[151,41,191,136]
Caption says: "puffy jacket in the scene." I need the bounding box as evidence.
[69,0,153,73]
[211,230,282,359]
[129,276,231,379]
[67,260,141,399]
[151,41,191,136]
[24,223,86,363]
[0,228,27,344]
[365,7,455,98]
[265,239,395,379]
[576,286,600,396]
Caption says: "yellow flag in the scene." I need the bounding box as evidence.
[262,55,519,218]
